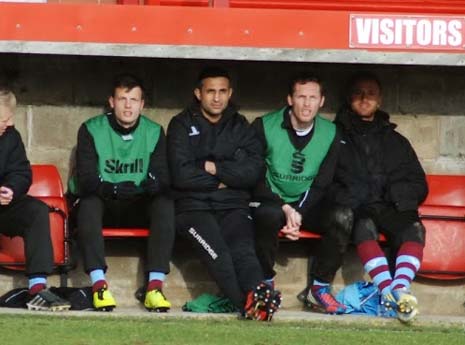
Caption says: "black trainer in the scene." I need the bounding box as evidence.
[26,289,71,312]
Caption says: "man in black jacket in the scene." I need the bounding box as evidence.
[0,87,70,311]
[252,74,350,314]
[72,74,175,312]
[167,67,281,321]
[330,72,428,322]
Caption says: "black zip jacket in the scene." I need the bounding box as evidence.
[328,108,428,212]
[76,112,170,197]
[0,126,32,200]
[167,102,263,212]
[251,107,341,215]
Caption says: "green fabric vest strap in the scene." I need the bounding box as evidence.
[85,114,161,186]
[262,108,336,203]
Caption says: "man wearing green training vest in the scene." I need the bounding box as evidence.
[252,73,352,314]
[73,74,174,312]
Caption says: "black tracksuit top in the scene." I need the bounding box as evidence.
[0,127,32,201]
[328,108,428,212]
[167,102,263,212]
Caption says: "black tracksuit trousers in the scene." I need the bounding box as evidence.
[352,206,425,246]
[254,202,353,285]
[76,194,175,274]
[176,208,264,309]
[0,195,53,276]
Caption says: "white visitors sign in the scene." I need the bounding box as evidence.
[350,14,465,50]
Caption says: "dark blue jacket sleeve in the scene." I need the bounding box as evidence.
[0,127,32,199]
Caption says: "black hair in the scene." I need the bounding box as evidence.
[288,73,324,97]
[347,71,382,95]
[111,73,145,99]
[196,66,231,88]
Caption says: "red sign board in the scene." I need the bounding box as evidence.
[350,14,465,50]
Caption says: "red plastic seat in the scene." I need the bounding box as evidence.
[417,175,465,280]
[0,165,69,272]
[280,229,387,242]
[102,228,149,238]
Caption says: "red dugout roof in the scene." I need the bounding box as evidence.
[1,1,465,65]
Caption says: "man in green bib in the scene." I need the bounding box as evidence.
[252,73,352,314]
[73,74,175,312]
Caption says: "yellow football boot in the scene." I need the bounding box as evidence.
[93,286,116,311]
[392,288,418,323]
[144,289,171,312]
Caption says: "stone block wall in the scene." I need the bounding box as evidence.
[12,106,465,183]
[2,55,462,180]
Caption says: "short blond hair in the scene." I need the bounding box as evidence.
[0,88,16,121]
[0,88,16,109]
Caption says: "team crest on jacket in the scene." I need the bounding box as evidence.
[188,126,200,136]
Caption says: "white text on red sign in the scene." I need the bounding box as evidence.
[350,14,464,50]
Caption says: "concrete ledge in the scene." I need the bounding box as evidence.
[3,41,465,66]
[1,239,464,316]
[1,306,465,328]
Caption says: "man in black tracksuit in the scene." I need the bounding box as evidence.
[167,67,281,321]
[328,72,428,322]
[252,74,351,314]
[72,74,175,312]
[0,87,70,311]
